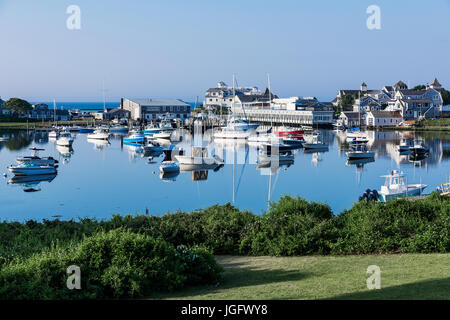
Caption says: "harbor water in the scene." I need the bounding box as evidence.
[0,129,448,221]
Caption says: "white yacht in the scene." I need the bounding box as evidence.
[87,128,110,140]
[303,132,328,150]
[378,170,427,201]
[16,148,58,166]
[8,163,57,176]
[152,131,172,139]
[56,131,74,147]
[174,146,219,168]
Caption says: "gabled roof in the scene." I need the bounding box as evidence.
[394,80,408,89]
[399,89,427,96]
[368,111,402,118]
[340,112,361,119]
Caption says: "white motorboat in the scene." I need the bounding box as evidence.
[226,116,259,131]
[16,148,58,166]
[124,130,145,143]
[303,132,328,150]
[174,146,219,168]
[87,128,109,140]
[346,144,375,160]
[214,127,253,140]
[56,131,74,146]
[378,170,427,202]
[159,161,180,173]
[8,164,58,176]
[152,131,172,139]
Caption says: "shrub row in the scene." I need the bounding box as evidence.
[0,229,222,299]
[1,194,449,263]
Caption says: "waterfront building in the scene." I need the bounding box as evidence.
[29,103,70,121]
[385,87,443,119]
[366,111,402,128]
[352,96,382,112]
[204,81,263,110]
[336,79,444,120]
[232,95,334,126]
[339,111,364,128]
[123,98,191,121]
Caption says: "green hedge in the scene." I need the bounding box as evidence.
[1,194,449,299]
[0,229,222,299]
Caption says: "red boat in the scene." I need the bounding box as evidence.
[274,126,304,137]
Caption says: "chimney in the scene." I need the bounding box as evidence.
[121,97,124,109]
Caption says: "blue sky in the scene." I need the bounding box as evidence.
[0,0,449,102]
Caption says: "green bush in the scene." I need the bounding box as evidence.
[331,193,450,254]
[240,196,335,256]
[0,229,222,299]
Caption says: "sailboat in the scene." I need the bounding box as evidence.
[213,75,256,140]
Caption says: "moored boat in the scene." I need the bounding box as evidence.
[16,148,58,166]
[8,164,58,176]
[56,131,74,147]
[87,128,109,140]
[378,170,427,201]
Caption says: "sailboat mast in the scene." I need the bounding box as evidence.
[102,81,107,112]
[53,99,56,124]
[267,73,274,129]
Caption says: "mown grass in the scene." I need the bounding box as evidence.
[150,254,450,300]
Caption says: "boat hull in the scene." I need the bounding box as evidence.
[379,184,427,202]
[346,151,375,159]
[8,166,57,176]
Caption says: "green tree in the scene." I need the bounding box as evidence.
[412,84,426,90]
[338,94,355,112]
[4,98,32,115]
[440,88,450,106]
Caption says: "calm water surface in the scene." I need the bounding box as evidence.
[0,129,448,221]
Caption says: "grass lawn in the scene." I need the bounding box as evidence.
[150,254,450,300]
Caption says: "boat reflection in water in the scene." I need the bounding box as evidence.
[87,138,110,151]
[56,145,74,164]
[8,173,57,192]
[159,171,180,182]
